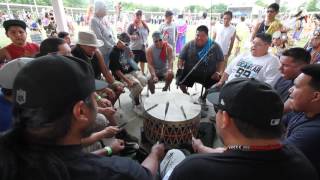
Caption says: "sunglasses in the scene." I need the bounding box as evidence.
[154,39,162,43]
[213,104,224,113]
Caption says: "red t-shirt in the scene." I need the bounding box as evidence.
[5,42,39,60]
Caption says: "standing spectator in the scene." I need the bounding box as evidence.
[0,20,39,67]
[251,3,282,40]
[127,9,149,74]
[213,11,236,71]
[90,0,116,66]
[159,10,177,57]
[176,14,187,55]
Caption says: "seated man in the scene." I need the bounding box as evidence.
[177,25,224,98]
[146,31,174,94]
[72,31,124,104]
[36,37,72,57]
[166,78,318,180]
[274,47,310,102]
[283,64,320,176]
[0,20,39,67]
[110,32,147,113]
[58,31,72,47]
[217,33,281,88]
[0,55,165,179]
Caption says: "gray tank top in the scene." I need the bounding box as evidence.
[151,44,167,74]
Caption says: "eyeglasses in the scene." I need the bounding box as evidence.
[154,39,162,43]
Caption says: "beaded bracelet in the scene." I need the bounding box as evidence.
[104,146,112,156]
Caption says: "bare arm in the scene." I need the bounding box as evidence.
[215,72,229,88]
[115,70,133,87]
[227,32,236,56]
[212,31,217,40]
[141,143,165,176]
[0,47,10,64]
[167,44,174,71]
[192,137,226,153]
[251,22,261,41]
[81,126,120,146]
[146,47,157,77]
[96,50,115,84]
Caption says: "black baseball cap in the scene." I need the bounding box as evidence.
[13,55,106,110]
[117,32,130,44]
[135,9,142,16]
[3,19,27,32]
[165,10,174,17]
[213,78,283,129]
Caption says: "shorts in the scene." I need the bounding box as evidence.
[132,50,147,63]
[124,71,147,98]
[180,74,217,89]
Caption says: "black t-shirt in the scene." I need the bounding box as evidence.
[53,145,152,180]
[72,45,102,80]
[109,46,134,77]
[169,144,318,180]
[179,40,224,80]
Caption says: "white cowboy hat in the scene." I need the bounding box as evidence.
[77,31,104,47]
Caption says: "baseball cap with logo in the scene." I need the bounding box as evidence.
[212,78,283,130]
[0,58,34,89]
[13,55,106,110]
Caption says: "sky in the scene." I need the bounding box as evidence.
[120,0,307,10]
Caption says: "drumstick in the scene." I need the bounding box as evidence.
[164,101,169,120]
[180,105,187,120]
[158,124,165,144]
[118,122,128,129]
[190,129,195,143]
[145,104,158,112]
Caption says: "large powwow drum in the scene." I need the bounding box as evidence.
[143,92,201,147]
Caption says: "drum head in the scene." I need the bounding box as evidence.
[143,92,201,122]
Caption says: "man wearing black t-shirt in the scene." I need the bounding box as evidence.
[168,78,318,180]
[109,32,147,114]
[0,55,165,180]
